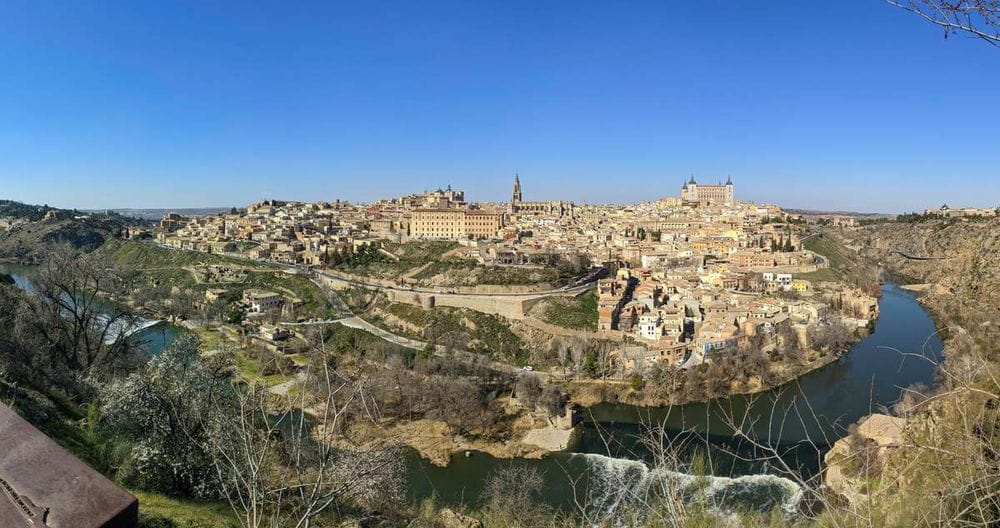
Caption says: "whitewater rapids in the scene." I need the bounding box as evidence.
[573,452,804,524]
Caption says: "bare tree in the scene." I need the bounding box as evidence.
[515,372,543,408]
[17,246,145,378]
[203,357,404,528]
[481,465,558,527]
[887,0,1000,46]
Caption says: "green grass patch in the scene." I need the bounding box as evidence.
[383,302,525,363]
[386,302,431,326]
[98,240,273,288]
[383,240,459,261]
[795,267,843,283]
[412,259,566,286]
[194,327,227,351]
[336,240,458,279]
[799,233,876,287]
[541,292,598,331]
[133,490,239,528]
[100,240,208,268]
[235,351,292,386]
[804,234,850,270]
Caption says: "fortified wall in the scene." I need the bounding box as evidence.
[316,273,588,319]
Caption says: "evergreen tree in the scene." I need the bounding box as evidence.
[583,350,600,378]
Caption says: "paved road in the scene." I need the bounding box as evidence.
[311,267,601,299]
[278,319,346,326]
[157,242,554,380]
[335,316,426,349]
[155,242,600,299]
[336,315,538,379]
[269,372,307,396]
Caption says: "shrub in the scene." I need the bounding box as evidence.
[99,335,235,498]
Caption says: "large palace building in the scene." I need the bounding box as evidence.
[509,174,574,218]
[409,208,504,240]
[681,176,735,205]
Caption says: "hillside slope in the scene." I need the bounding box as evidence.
[845,218,1000,309]
[0,200,144,259]
[821,219,1000,526]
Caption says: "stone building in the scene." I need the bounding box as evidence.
[158,212,187,232]
[410,208,504,240]
[378,185,467,210]
[244,289,284,313]
[681,176,735,205]
[509,174,575,218]
[922,203,997,218]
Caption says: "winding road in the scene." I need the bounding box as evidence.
[155,242,576,381]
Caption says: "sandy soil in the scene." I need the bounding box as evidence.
[334,399,575,466]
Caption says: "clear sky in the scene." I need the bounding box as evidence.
[0,1,997,213]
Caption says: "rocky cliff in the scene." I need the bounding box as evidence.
[821,219,1000,526]
[844,218,1000,303]
[0,213,137,260]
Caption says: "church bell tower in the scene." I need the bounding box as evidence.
[510,173,522,212]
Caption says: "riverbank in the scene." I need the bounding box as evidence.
[565,342,853,408]
[332,397,578,466]
[401,283,946,516]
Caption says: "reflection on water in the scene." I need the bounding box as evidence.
[137,322,180,356]
[0,263,180,356]
[407,285,943,514]
[4,262,943,515]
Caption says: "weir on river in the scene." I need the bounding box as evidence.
[1,264,179,356]
[99,314,165,344]
[4,262,944,518]
[406,284,944,518]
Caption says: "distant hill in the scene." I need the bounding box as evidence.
[0,200,66,221]
[1,200,149,260]
[785,208,894,218]
[88,207,233,220]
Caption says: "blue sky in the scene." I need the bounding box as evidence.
[0,1,997,212]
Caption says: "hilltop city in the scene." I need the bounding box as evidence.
[3,2,1000,527]
[143,176,893,374]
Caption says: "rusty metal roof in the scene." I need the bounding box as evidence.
[0,403,137,528]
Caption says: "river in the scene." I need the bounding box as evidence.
[0,263,180,355]
[3,262,942,516]
[406,284,944,517]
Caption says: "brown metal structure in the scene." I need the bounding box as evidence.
[0,403,137,528]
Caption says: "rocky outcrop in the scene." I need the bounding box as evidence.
[437,508,483,528]
[521,424,580,452]
[824,414,906,505]
[842,219,1000,305]
[856,413,906,446]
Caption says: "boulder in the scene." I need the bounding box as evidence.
[439,508,483,528]
[856,414,906,447]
